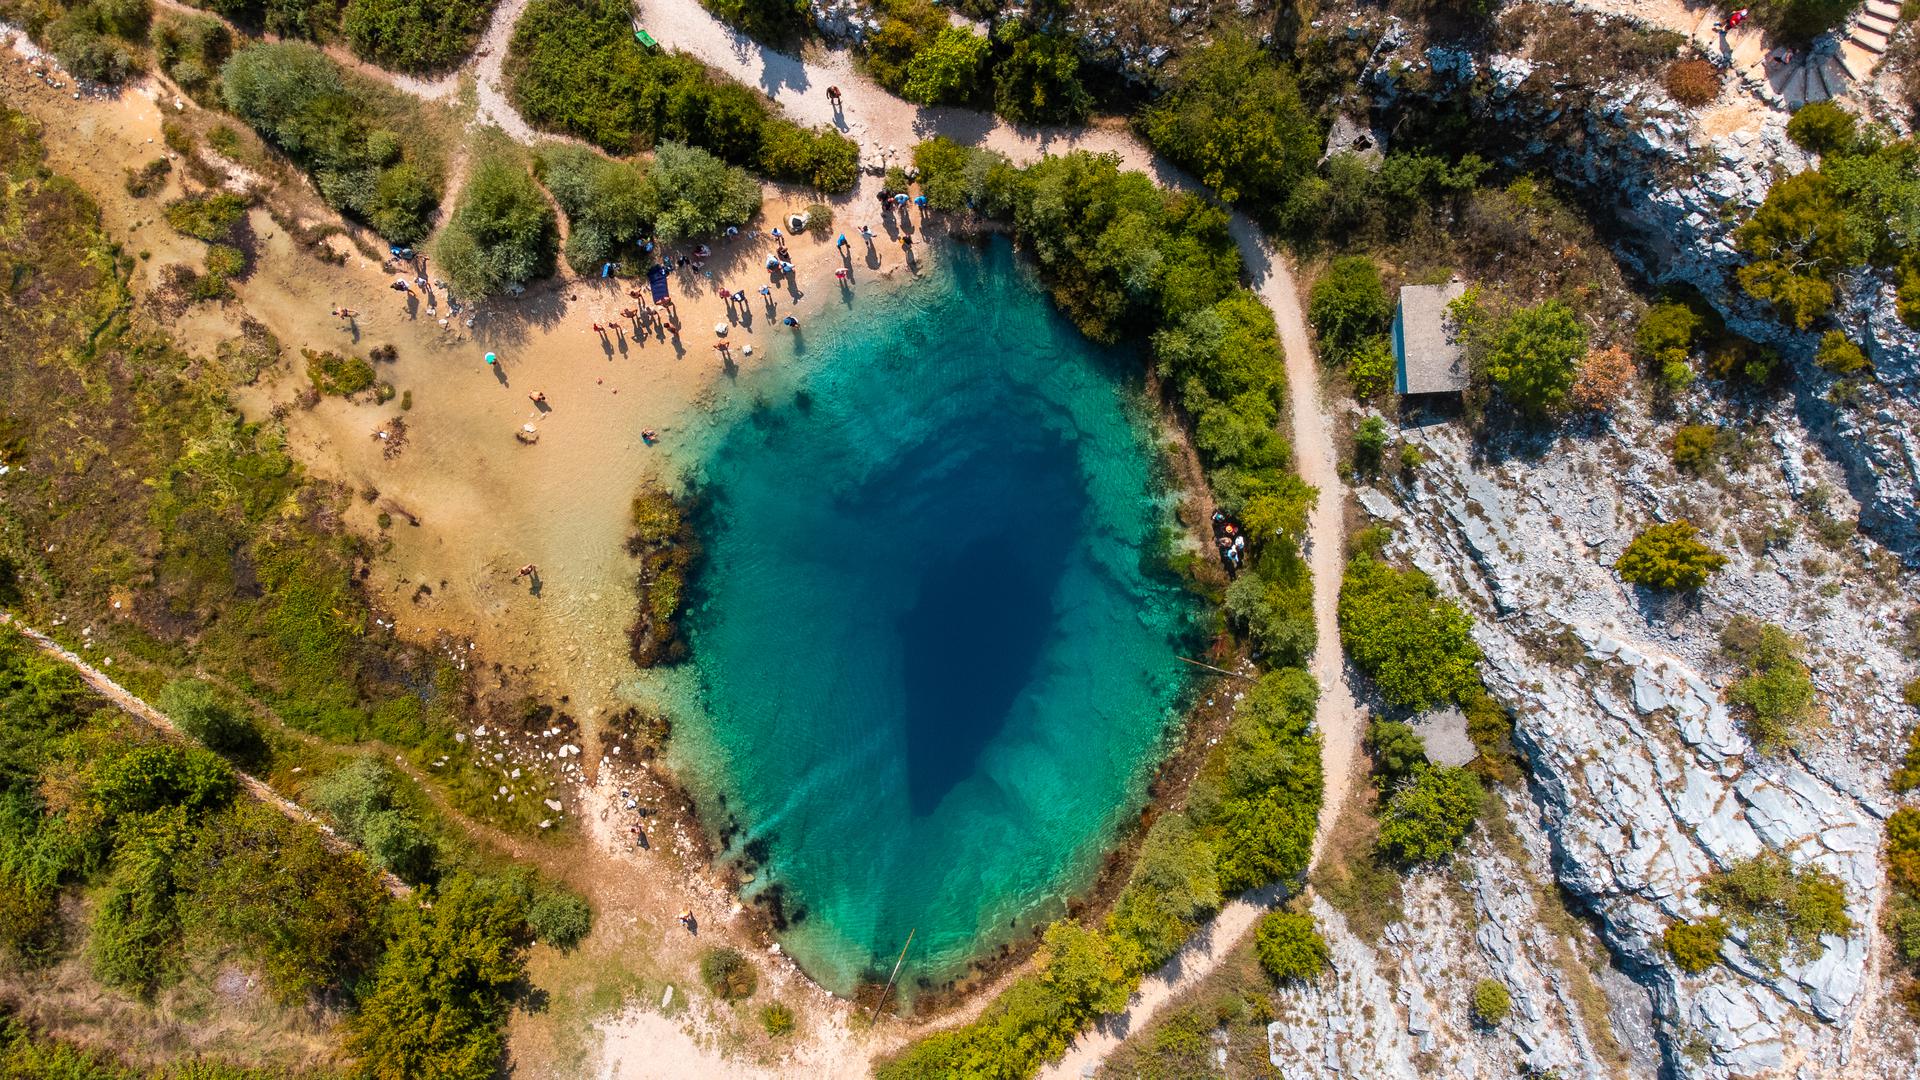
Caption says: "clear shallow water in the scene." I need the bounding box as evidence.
[653,240,1198,995]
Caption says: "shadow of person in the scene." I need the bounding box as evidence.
[599,334,614,358]
[615,327,628,355]
[405,293,419,320]
[528,572,542,597]
[839,279,854,308]
[492,363,509,387]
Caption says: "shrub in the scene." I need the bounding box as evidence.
[1337,554,1482,712]
[46,10,143,84]
[991,23,1090,126]
[435,152,557,297]
[199,0,334,38]
[758,119,860,190]
[221,43,441,243]
[124,157,171,197]
[157,678,261,757]
[1366,718,1426,785]
[347,875,532,1080]
[1748,0,1858,43]
[1786,100,1859,156]
[701,946,757,1001]
[1906,677,1920,710]
[1569,345,1635,412]
[165,191,249,242]
[1308,256,1390,361]
[311,757,436,882]
[1352,415,1388,478]
[1189,668,1322,893]
[1375,765,1482,864]
[527,891,592,950]
[902,26,989,106]
[88,743,236,819]
[857,0,946,93]
[89,807,192,995]
[1815,330,1869,375]
[1137,33,1320,220]
[1253,910,1328,983]
[760,1001,796,1036]
[1720,616,1818,751]
[1888,806,1920,895]
[1614,520,1727,591]
[1036,920,1131,1016]
[1665,58,1721,106]
[536,143,651,273]
[342,0,494,73]
[1637,299,1702,375]
[1664,916,1728,974]
[1736,170,1859,329]
[304,348,377,396]
[1469,978,1511,1025]
[1105,814,1219,974]
[1670,424,1718,472]
[1474,297,1587,419]
[1701,851,1851,972]
[701,0,807,43]
[644,140,761,242]
[152,13,229,99]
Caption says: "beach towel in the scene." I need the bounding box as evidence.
[647,265,670,303]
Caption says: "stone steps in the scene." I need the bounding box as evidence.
[1848,24,1891,53]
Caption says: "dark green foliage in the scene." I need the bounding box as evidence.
[1105,814,1219,974]
[1671,424,1718,472]
[198,0,335,39]
[1352,415,1387,479]
[1253,909,1328,982]
[1720,616,1818,751]
[701,0,807,42]
[991,23,1089,126]
[643,140,762,242]
[1307,256,1389,363]
[902,26,990,106]
[347,875,533,1080]
[1786,100,1859,156]
[858,0,946,94]
[1469,978,1511,1025]
[342,0,497,74]
[506,0,855,190]
[914,138,1020,215]
[1736,170,1859,329]
[152,13,229,100]
[1366,718,1426,786]
[180,801,386,1001]
[37,0,149,85]
[1614,520,1727,590]
[1338,554,1482,712]
[220,42,440,243]
[1701,851,1852,972]
[1743,0,1860,42]
[434,152,557,298]
[87,743,236,820]
[1278,149,1488,245]
[88,807,193,995]
[1375,765,1481,864]
[526,890,592,950]
[1664,915,1727,974]
[1223,535,1315,663]
[311,757,437,882]
[1823,139,1920,266]
[1464,295,1588,419]
[700,946,757,1001]
[157,678,262,758]
[1137,33,1321,221]
[1037,921,1130,1016]
[1190,669,1322,893]
[1156,292,1289,474]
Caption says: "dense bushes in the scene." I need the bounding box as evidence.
[152,13,229,101]
[903,27,991,106]
[196,0,333,39]
[1337,554,1482,712]
[1189,668,1323,892]
[700,946,758,1001]
[1308,257,1390,361]
[1700,850,1851,972]
[1736,171,1857,329]
[1452,291,1588,419]
[1375,765,1482,864]
[537,143,651,272]
[1614,520,1727,590]
[1138,34,1320,221]
[1469,978,1511,1025]
[700,0,806,43]
[342,0,497,73]
[507,0,856,190]
[1253,909,1328,982]
[435,150,557,297]
[1888,807,1920,1005]
[39,0,151,84]
[1664,915,1728,974]
[312,756,439,882]
[1743,0,1859,41]
[220,42,441,243]
[644,140,762,241]
[158,677,262,758]
[1719,616,1819,751]
[991,23,1091,126]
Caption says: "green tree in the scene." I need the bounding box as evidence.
[311,757,437,882]
[991,24,1090,126]
[1136,33,1320,219]
[1720,617,1818,751]
[1352,415,1388,479]
[1700,850,1851,972]
[701,0,807,43]
[88,807,194,995]
[1366,718,1426,785]
[1664,916,1727,974]
[1785,100,1858,156]
[643,140,761,242]
[1253,910,1328,982]
[1816,330,1869,375]
[342,0,493,73]
[1614,520,1727,591]
[435,152,557,298]
[700,946,758,1000]
[902,26,989,106]
[1736,170,1860,329]
[1478,299,1587,419]
[1037,921,1131,1016]
[1308,256,1389,362]
[1469,978,1511,1025]
[1375,765,1481,864]
[537,144,651,273]
[157,678,262,758]
[347,875,532,1080]
[1106,814,1220,973]
[527,890,592,950]
[1337,555,1482,712]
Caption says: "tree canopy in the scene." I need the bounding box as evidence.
[434,152,558,297]
[1338,554,1482,712]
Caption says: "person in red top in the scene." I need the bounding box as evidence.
[1722,7,1749,30]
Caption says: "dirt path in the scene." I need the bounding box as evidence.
[0,615,412,896]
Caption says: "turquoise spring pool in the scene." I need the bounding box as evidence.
[649,238,1200,996]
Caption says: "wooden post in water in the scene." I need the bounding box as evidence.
[869,928,916,1027]
[1176,655,1256,681]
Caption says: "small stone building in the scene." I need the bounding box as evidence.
[1392,281,1469,397]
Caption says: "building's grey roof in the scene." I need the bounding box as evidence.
[1395,282,1468,395]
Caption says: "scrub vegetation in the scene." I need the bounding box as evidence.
[856,0,1089,122]
[0,103,592,1076]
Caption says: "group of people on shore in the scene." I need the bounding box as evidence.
[1212,511,1248,571]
